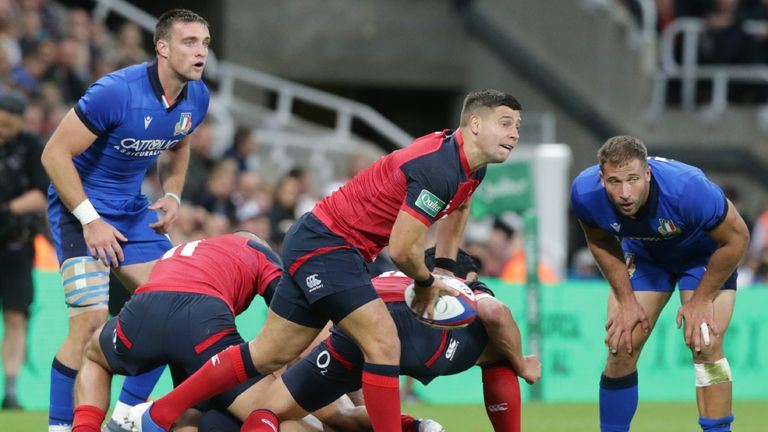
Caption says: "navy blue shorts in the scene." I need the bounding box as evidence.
[282,331,363,412]
[282,302,489,411]
[48,192,171,266]
[270,212,378,328]
[99,291,259,407]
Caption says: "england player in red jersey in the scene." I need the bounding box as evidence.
[70,232,282,432]
[136,89,522,432]
[192,248,540,432]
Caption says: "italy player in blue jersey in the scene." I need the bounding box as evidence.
[40,9,210,432]
[570,136,749,432]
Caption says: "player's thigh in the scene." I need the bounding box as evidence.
[679,288,735,359]
[606,289,672,356]
[249,309,322,372]
[111,259,157,292]
[336,298,400,362]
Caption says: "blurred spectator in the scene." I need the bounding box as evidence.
[226,126,260,173]
[268,174,301,247]
[287,166,318,216]
[236,214,273,246]
[21,98,43,135]
[43,36,89,103]
[232,171,269,222]
[114,22,149,66]
[12,47,46,96]
[567,247,603,280]
[183,118,215,204]
[323,151,372,196]
[195,158,239,225]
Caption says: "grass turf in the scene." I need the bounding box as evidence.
[2,401,763,431]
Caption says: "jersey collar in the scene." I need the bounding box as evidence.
[453,129,472,177]
[147,60,188,112]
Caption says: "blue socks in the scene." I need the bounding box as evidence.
[49,357,77,426]
[119,366,165,405]
[599,370,638,432]
[699,414,734,432]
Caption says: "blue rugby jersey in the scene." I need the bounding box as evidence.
[570,157,728,264]
[58,61,209,200]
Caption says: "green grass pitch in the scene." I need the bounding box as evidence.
[2,401,764,431]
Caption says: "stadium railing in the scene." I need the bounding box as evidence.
[647,17,768,121]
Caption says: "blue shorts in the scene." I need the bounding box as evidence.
[100,291,259,407]
[270,212,378,328]
[47,192,171,266]
[624,247,737,292]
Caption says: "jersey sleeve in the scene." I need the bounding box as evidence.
[401,158,454,226]
[74,74,129,135]
[680,174,727,231]
[570,180,599,228]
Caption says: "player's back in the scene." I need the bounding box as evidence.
[71,62,209,199]
[571,157,726,262]
[137,234,282,315]
[367,272,489,384]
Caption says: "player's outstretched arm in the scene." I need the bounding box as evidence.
[150,135,191,233]
[390,210,457,319]
[41,108,127,266]
[434,198,472,276]
[677,199,749,352]
[580,221,650,354]
[475,296,540,384]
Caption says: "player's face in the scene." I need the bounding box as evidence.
[164,21,210,81]
[474,106,521,165]
[599,158,651,217]
[0,111,22,143]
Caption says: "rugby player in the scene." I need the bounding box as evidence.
[570,136,748,432]
[41,9,211,432]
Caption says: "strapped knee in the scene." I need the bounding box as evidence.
[695,358,732,387]
[61,256,110,316]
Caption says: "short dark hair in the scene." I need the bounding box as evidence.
[424,247,483,279]
[597,135,648,170]
[459,89,522,127]
[154,9,209,45]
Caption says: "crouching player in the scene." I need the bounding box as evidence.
[142,248,541,432]
[70,232,282,432]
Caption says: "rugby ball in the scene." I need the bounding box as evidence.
[404,276,478,329]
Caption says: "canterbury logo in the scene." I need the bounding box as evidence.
[211,354,220,366]
[487,403,508,412]
[261,419,277,432]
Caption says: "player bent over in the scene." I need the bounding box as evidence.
[133,248,541,432]
[571,136,748,432]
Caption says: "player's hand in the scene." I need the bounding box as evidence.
[411,276,458,320]
[519,355,542,385]
[83,218,127,267]
[433,267,454,278]
[148,194,180,234]
[604,299,650,354]
[676,296,719,353]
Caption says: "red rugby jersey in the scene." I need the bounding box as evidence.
[313,129,485,261]
[136,234,282,315]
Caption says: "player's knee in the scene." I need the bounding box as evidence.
[695,357,732,388]
[477,299,510,327]
[61,256,110,316]
[83,323,106,362]
[361,331,400,364]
